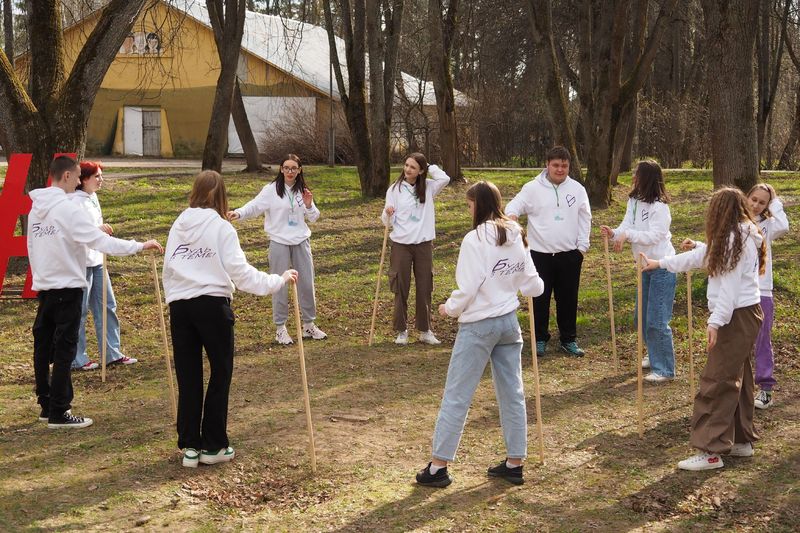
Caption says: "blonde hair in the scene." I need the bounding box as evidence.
[189,170,228,218]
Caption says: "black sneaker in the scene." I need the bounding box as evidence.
[38,407,48,422]
[48,410,93,429]
[415,462,452,488]
[487,459,524,485]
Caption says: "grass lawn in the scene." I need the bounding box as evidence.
[0,166,798,532]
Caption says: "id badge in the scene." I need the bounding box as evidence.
[554,208,565,222]
[288,212,299,227]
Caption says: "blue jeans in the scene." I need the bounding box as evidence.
[72,264,124,368]
[635,268,676,378]
[432,310,527,462]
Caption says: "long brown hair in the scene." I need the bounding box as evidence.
[630,160,670,204]
[189,170,228,218]
[392,152,428,203]
[705,187,765,277]
[466,181,526,247]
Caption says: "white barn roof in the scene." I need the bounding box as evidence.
[169,0,470,106]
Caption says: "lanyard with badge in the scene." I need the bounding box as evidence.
[287,189,301,227]
[403,182,421,222]
[552,181,564,222]
[632,200,638,227]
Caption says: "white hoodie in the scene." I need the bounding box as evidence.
[659,223,763,329]
[27,187,143,291]
[612,198,675,261]
[381,164,451,244]
[162,207,285,304]
[234,181,320,246]
[756,198,789,297]
[68,190,104,267]
[505,171,592,253]
[444,221,545,323]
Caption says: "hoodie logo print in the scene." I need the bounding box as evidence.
[641,210,649,222]
[170,244,217,261]
[31,222,58,237]
[566,194,576,207]
[491,258,525,277]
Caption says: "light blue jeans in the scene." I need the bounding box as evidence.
[635,268,676,378]
[432,310,527,462]
[72,264,124,368]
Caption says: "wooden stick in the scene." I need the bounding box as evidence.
[636,255,644,438]
[292,281,318,473]
[527,297,545,464]
[368,223,391,346]
[149,255,177,421]
[603,234,619,370]
[101,254,108,383]
[687,271,695,403]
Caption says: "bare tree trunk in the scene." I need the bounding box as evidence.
[756,0,789,163]
[778,83,800,170]
[702,0,759,190]
[231,79,263,171]
[428,0,463,182]
[0,0,147,189]
[3,0,13,61]
[526,0,582,181]
[202,0,247,172]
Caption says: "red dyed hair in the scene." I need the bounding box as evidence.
[79,160,103,180]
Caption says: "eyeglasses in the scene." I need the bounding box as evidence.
[282,166,300,173]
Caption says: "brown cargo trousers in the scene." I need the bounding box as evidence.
[388,240,433,333]
[690,303,763,454]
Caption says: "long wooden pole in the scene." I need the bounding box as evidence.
[687,271,695,403]
[368,224,390,346]
[149,255,177,421]
[101,254,108,383]
[292,281,318,473]
[636,255,644,438]
[603,234,619,370]
[527,297,545,463]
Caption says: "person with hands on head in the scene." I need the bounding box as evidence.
[745,183,789,410]
[416,181,544,489]
[69,161,139,371]
[163,170,298,468]
[640,187,766,472]
[599,160,676,383]
[227,154,325,345]
[381,152,451,346]
[505,146,591,358]
[28,156,163,430]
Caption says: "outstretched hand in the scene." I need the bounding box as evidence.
[226,211,240,222]
[599,225,614,239]
[639,252,660,271]
[99,223,113,235]
[680,238,696,251]
[142,239,164,254]
[282,269,298,284]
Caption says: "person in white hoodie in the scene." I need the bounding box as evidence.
[505,146,591,357]
[69,161,137,371]
[228,154,325,346]
[745,183,789,409]
[382,152,451,345]
[600,160,676,383]
[28,156,162,429]
[415,181,544,488]
[163,170,297,468]
[642,187,766,471]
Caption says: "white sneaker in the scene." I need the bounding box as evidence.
[199,446,235,465]
[754,390,772,409]
[395,330,409,345]
[275,325,294,345]
[728,442,754,457]
[182,448,199,468]
[642,356,651,369]
[644,372,673,383]
[302,322,328,340]
[419,330,441,345]
[678,452,723,471]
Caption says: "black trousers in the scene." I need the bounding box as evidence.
[531,249,583,344]
[169,295,235,451]
[32,288,83,418]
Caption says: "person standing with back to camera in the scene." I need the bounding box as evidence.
[381,153,451,346]
[505,146,592,357]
